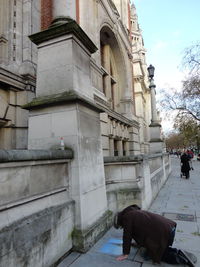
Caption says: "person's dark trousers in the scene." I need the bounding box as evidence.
[162,247,185,264]
[161,226,195,266]
[162,248,195,266]
[161,227,178,264]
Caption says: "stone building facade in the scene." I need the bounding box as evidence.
[131,3,151,154]
[0,1,167,266]
[0,0,39,149]
[0,0,154,155]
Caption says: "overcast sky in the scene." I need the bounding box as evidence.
[131,0,200,132]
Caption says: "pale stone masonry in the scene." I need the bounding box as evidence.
[0,0,162,154]
[130,3,153,154]
[0,0,40,149]
[0,1,167,266]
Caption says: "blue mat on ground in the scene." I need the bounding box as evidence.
[99,238,123,255]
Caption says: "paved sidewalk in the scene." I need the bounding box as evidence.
[58,157,200,267]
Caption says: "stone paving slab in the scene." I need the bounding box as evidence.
[67,252,142,267]
[175,221,198,235]
[174,234,200,253]
[57,252,81,267]
[83,228,139,260]
[164,202,196,212]
[142,262,175,267]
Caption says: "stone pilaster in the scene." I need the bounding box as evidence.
[117,139,123,156]
[149,123,163,153]
[129,124,141,155]
[19,0,36,77]
[26,19,111,252]
[0,0,9,63]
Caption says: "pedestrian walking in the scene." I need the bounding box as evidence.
[114,204,195,266]
[180,150,191,178]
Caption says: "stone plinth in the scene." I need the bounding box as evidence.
[149,122,163,153]
[29,18,97,100]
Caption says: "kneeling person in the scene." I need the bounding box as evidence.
[114,205,195,266]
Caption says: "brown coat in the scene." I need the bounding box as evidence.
[118,209,176,263]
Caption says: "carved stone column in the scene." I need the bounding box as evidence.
[101,44,111,100]
[149,79,158,123]
[117,139,123,156]
[52,0,77,25]
[149,79,163,153]
[109,138,114,156]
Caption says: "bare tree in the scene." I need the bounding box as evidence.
[160,42,200,123]
[182,42,200,74]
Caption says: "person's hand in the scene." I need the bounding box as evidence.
[116,254,128,261]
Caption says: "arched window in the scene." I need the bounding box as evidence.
[99,26,131,157]
[100,27,123,112]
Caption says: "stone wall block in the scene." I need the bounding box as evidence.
[0,202,74,267]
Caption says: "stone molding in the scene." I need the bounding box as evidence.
[94,94,110,108]
[23,90,104,113]
[0,118,9,127]
[95,100,139,127]
[104,155,143,163]
[0,35,8,43]
[0,149,73,163]
[104,152,166,163]
[149,138,163,143]
[108,0,120,17]
[149,122,161,127]
[0,67,36,91]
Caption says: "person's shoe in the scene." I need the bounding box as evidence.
[178,249,196,267]
[183,251,197,264]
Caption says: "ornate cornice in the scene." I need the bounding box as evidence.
[94,95,139,127]
[0,67,36,91]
